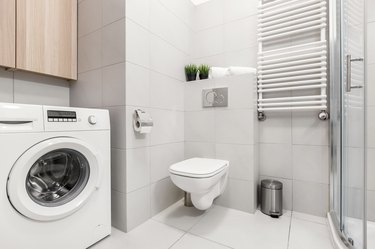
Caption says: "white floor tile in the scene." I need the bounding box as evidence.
[292,211,328,225]
[152,200,207,231]
[190,206,291,249]
[92,205,337,249]
[171,234,232,249]
[288,218,334,249]
[91,220,184,249]
[368,221,375,249]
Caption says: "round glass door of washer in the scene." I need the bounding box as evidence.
[26,149,90,207]
[7,137,101,221]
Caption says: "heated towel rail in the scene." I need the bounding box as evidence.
[257,0,328,121]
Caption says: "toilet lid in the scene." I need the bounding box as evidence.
[169,158,229,178]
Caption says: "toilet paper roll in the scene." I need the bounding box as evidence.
[133,109,153,134]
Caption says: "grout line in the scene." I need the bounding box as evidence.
[287,211,293,249]
[186,232,235,249]
[126,17,191,57]
[168,231,187,249]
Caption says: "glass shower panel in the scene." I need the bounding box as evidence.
[341,0,366,248]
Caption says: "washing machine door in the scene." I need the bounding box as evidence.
[7,137,102,221]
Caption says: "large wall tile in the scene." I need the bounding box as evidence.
[111,148,127,193]
[292,111,329,146]
[102,0,125,26]
[111,190,127,231]
[126,0,150,29]
[224,47,257,68]
[126,147,151,193]
[102,18,125,67]
[214,74,257,110]
[126,62,150,107]
[150,177,184,215]
[126,186,151,231]
[150,72,184,111]
[126,19,150,68]
[193,0,223,31]
[259,112,292,144]
[150,35,187,81]
[368,190,375,221]
[71,69,102,108]
[14,72,70,106]
[108,106,127,149]
[215,178,256,213]
[368,1,375,23]
[78,30,102,73]
[292,145,329,184]
[368,148,375,191]
[0,70,14,103]
[345,147,365,189]
[185,110,215,142]
[150,109,184,145]
[367,22,375,64]
[102,62,126,107]
[368,107,375,148]
[184,79,215,112]
[259,143,292,179]
[368,64,375,107]
[215,143,254,181]
[215,109,254,145]
[184,142,216,159]
[223,0,258,22]
[159,0,195,27]
[78,0,102,37]
[293,180,329,217]
[150,142,184,183]
[224,16,257,52]
[150,0,190,54]
[192,26,224,59]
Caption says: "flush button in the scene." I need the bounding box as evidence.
[88,115,97,125]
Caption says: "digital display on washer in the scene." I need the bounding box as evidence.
[47,110,77,122]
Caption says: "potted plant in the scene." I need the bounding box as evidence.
[198,64,210,80]
[185,64,198,81]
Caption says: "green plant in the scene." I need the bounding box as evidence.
[185,64,198,81]
[198,64,210,79]
[185,64,198,75]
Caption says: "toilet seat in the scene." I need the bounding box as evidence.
[169,158,228,178]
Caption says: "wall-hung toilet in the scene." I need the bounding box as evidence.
[169,158,229,210]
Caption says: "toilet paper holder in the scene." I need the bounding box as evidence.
[133,109,153,134]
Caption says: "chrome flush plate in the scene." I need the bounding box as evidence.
[202,87,228,108]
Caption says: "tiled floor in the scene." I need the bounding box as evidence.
[92,200,334,249]
[369,221,375,249]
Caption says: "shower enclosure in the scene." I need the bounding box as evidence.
[329,0,367,248]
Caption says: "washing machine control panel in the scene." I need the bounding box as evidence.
[47,110,77,122]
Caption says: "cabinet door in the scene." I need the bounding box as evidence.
[17,0,77,80]
[0,0,16,68]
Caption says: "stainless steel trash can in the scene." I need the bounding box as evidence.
[261,179,283,218]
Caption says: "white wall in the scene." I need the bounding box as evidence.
[191,0,258,68]
[119,0,194,231]
[184,74,258,213]
[0,70,70,106]
[71,0,127,232]
[367,0,375,221]
[192,0,330,217]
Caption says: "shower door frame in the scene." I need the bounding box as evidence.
[329,0,367,248]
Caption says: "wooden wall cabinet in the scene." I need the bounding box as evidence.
[0,0,16,68]
[0,0,77,80]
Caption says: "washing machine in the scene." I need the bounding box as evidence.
[0,103,111,249]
